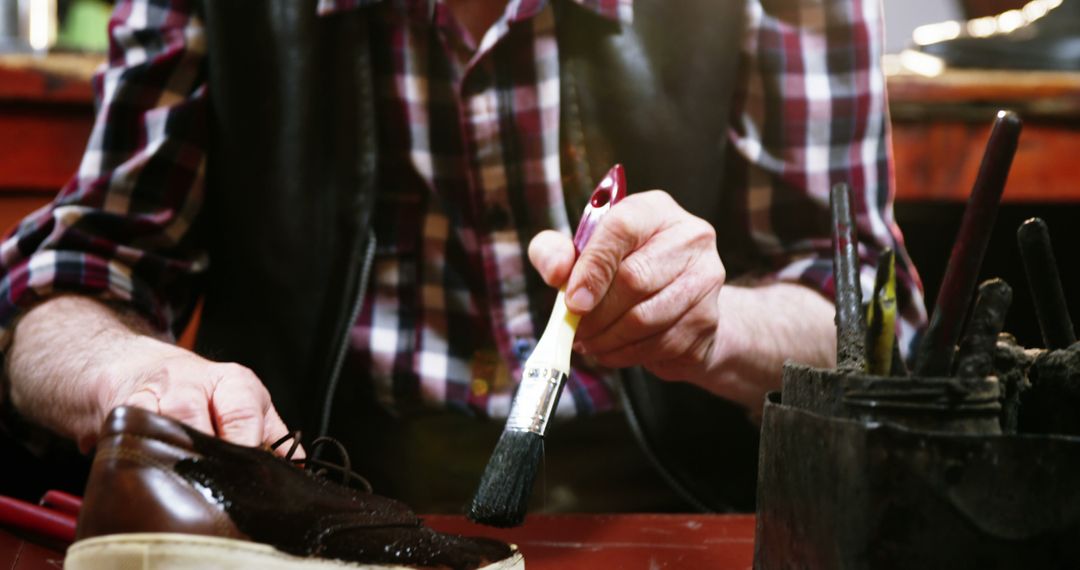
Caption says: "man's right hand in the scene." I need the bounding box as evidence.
[103,335,291,453]
[5,295,293,454]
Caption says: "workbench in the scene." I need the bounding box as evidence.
[1,514,756,569]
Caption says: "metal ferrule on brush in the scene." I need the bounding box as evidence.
[505,367,568,434]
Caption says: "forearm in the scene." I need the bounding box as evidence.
[6,294,292,452]
[701,282,836,412]
[5,295,166,450]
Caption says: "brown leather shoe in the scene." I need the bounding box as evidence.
[66,406,521,570]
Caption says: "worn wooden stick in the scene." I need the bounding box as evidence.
[831,182,865,372]
[955,279,1013,378]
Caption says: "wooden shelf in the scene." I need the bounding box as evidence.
[888,66,1080,202]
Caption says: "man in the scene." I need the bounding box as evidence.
[0,0,924,510]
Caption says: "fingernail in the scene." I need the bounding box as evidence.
[568,288,595,312]
[573,341,588,354]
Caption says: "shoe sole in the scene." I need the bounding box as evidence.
[64,533,524,570]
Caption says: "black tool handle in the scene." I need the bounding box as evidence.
[1017,217,1076,349]
[831,182,865,372]
[914,110,1021,376]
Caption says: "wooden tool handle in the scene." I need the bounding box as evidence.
[526,164,627,374]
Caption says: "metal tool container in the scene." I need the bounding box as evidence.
[753,360,1080,570]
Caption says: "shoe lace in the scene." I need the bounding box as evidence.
[270,431,373,493]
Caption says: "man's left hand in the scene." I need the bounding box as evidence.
[528,190,724,382]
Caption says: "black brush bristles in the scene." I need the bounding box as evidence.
[467,429,543,527]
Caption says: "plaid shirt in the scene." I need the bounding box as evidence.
[0,0,925,419]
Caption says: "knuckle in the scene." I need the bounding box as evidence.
[603,210,638,243]
[161,399,207,423]
[690,301,719,331]
[215,404,263,427]
[219,363,262,386]
[624,306,649,331]
[616,255,654,293]
[578,248,620,289]
[713,260,727,286]
[692,217,717,242]
[638,189,676,207]
[658,331,690,358]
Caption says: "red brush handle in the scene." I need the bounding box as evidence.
[0,495,77,544]
[41,490,83,517]
[572,164,627,256]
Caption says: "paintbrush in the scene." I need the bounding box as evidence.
[1017,217,1076,349]
[913,110,1021,377]
[831,182,866,372]
[865,248,897,376]
[467,164,627,528]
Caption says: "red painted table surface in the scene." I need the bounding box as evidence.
[0,514,757,569]
[426,514,756,570]
[0,527,66,570]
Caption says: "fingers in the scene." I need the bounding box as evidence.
[590,305,719,379]
[116,350,295,452]
[208,364,269,448]
[262,407,305,459]
[528,230,576,287]
[577,268,710,353]
[575,232,702,340]
[147,368,216,436]
[123,387,162,415]
[566,192,677,314]
[556,191,725,379]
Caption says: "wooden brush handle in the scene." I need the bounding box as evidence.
[526,164,627,374]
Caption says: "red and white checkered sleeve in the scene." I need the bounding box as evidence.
[0,0,209,346]
[724,0,927,356]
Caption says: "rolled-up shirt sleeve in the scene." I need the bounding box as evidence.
[0,0,208,346]
[725,0,928,355]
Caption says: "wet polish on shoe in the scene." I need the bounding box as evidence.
[68,406,522,570]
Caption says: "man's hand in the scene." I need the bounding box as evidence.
[529,190,837,410]
[529,190,726,382]
[102,336,291,453]
[6,295,293,454]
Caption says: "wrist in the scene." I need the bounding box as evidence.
[8,296,171,448]
[695,286,771,409]
[91,333,184,409]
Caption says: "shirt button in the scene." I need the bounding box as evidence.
[486,205,510,231]
[471,378,490,397]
